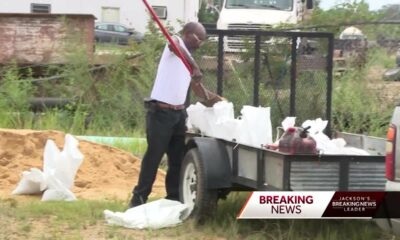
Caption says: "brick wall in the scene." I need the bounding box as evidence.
[0,13,95,64]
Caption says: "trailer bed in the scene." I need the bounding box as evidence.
[190,132,386,191]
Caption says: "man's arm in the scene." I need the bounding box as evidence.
[168,36,224,104]
[168,36,202,80]
[191,81,214,100]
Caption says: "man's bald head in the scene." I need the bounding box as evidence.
[182,22,206,35]
[181,22,207,51]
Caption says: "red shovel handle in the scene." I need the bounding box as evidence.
[142,0,193,75]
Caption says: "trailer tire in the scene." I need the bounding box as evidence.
[179,148,218,223]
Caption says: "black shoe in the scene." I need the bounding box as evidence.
[165,195,180,202]
[128,195,145,209]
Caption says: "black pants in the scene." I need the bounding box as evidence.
[132,105,187,204]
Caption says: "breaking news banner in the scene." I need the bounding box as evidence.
[237,191,400,219]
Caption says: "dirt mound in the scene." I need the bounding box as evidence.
[0,129,165,201]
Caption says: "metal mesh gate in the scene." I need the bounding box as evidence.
[194,29,334,137]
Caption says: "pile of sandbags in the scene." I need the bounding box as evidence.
[187,101,273,148]
[12,134,84,201]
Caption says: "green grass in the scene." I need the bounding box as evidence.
[0,194,394,240]
[95,43,131,53]
[111,140,147,158]
[77,136,147,158]
[366,48,398,69]
[331,47,396,137]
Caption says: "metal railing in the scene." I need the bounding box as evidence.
[196,29,334,136]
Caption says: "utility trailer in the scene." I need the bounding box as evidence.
[180,132,385,220]
[178,29,386,221]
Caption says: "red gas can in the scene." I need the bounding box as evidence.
[278,127,317,154]
[278,127,297,154]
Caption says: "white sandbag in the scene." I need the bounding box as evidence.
[341,147,370,155]
[12,133,83,201]
[300,118,370,155]
[186,102,207,131]
[42,189,76,201]
[282,117,296,131]
[212,101,234,121]
[234,117,251,145]
[12,168,47,195]
[104,199,188,229]
[205,101,235,137]
[43,140,60,176]
[214,118,242,142]
[239,106,273,147]
[302,118,328,135]
[41,173,76,201]
[201,107,219,136]
[43,134,84,189]
[58,134,84,189]
[187,101,235,137]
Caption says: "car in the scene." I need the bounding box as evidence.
[375,107,400,236]
[375,181,400,236]
[95,22,143,45]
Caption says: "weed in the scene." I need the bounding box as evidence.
[331,49,395,137]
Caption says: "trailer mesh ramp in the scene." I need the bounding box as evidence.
[290,161,385,191]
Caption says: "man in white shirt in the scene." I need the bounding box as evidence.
[129,22,222,207]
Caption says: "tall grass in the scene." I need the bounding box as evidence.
[0,23,395,139]
[331,48,395,137]
[0,23,167,137]
[0,63,35,128]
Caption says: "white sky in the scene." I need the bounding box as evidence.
[319,0,399,10]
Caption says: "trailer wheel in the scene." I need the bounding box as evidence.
[180,148,218,223]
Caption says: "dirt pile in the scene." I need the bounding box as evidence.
[0,129,166,201]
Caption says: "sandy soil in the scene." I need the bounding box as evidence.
[0,128,166,201]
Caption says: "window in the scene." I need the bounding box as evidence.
[95,24,108,30]
[31,3,51,13]
[113,25,127,33]
[226,0,293,11]
[101,7,120,23]
[152,6,167,19]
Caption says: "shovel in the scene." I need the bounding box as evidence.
[142,0,222,107]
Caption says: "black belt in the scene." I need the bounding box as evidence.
[155,102,185,110]
[144,98,185,111]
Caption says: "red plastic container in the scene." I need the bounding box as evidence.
[278,127,297,154]
[278,127,317,154]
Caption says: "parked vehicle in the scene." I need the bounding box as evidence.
[95,22,143,45]
[375,106,400,235]
[216,0,314,51]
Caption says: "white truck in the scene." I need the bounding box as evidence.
[216,0,314,51]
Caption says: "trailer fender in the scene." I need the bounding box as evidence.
[185,137,231,189]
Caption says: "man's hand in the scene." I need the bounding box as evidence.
[200,95,227,107]
[214,95,227,102]
[192,67,203,82]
